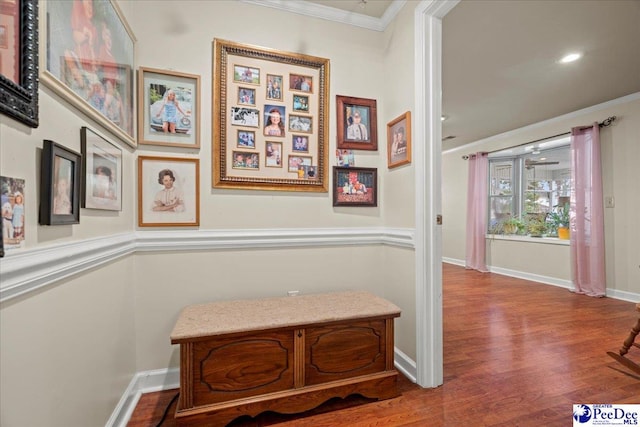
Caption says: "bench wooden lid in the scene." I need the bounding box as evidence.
[170,291,401,343]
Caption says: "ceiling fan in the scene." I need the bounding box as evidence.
[525,158,560,169]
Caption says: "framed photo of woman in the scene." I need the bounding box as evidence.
[138,156,199,227]
[39,140,82,225]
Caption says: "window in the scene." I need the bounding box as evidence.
[488,140,571,235]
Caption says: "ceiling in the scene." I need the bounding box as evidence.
[292,1,640,151]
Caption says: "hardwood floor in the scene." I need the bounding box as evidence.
[127,264,640,427]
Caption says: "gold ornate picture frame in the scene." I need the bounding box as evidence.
[212,39,330,192]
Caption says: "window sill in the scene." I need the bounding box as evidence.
[486,234,570,246]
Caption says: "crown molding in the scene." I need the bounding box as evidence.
[239,0,407,32]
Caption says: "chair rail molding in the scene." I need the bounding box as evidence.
[0,227,414,303]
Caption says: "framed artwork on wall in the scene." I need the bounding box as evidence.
[333,166,378,207]
[212,38,330,192]
[0,0,39,128]
[336,95,377,151]
[81,126,122,211]
[387,111,412,168]
[138,156,199,227]
[40,0,136,147]
[137,66,200,148]
[1,175,26,250]
[39,140,82,225]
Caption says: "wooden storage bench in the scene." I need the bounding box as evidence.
[170,290,402,426]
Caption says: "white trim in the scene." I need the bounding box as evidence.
[443,92,640,155]
[106,368,180,427]
[0,233,135,303]
[239,0,407,32]
[107,350,415,427]
[486,234,570,246]
[0,227,414,303]
[414,0,458,389]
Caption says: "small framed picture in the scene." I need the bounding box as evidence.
[336,149,355,167]
[263,105,286,137]
[230,107,260,127]
[337,95,378,151]
[289,114,312,133]
[138,156,199,227]
[39,140,82,225]
[81,127,122,211]
[293,94,309,112]
[292,135,309,152]
[265,142,283,168]
[1,176,26,250]
[288,155,312,173]
[138,67,200,148]
[232,151,260,170]
[238,87,256,105]
[302,165,317,180]
[333,167,377,207]
[387,111,412,168]
[237,130,256,148]
[233,64,260,85]
[289,73,313,93]
[266,74,283,101]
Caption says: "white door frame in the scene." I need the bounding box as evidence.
[414,0,459,388]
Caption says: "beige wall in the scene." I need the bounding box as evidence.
[442,95,640,296]
[0,2,419,425]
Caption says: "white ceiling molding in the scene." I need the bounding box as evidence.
[239,0,406,31]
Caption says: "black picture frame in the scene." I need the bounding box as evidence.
[333,166,378,207]
[0,0,39,128]
[39,140,82,225]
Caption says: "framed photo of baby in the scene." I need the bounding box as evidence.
[138,156,200,227]
[81,126,122,211]
[336,95,377,151]
[138,67,201,148]
[387,111,411,168]
[39,140,82,225]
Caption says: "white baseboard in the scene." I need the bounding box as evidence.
[442,257,640,302]
[107,348,417,427]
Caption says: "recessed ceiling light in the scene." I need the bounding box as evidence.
[560,53,582,63]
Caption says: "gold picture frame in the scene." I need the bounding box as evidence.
[137,67,201,148]
[387,111,412,168]
[212,39,330,192]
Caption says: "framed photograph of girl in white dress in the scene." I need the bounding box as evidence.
[138,156,199,227]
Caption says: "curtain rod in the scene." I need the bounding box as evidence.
[461,116,616,160]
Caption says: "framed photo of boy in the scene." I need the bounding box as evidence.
[333,166,377,207]
[387,111,412,168]
[336,95,377,151]
[39,140,82,225]
[138,67,200,148]
[138,156,200,227]
[81,126,122,211]
[40,0,136,147]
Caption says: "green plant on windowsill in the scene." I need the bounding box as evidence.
[489,216,526,235]
[527,217,549,237]
[548,203,570,239]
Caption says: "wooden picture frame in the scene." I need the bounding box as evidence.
[137,67,200,148]
[81,126,122,211]
[0,0,39,128]
[336,95,377,151]
[40,0,136,147]
[387,111,412,168]
[213,38,330,192]
[333,167,377,207]
[39,140,82,225]
[138,156,199,227]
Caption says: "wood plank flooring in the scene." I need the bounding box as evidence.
[127,264,640,427]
